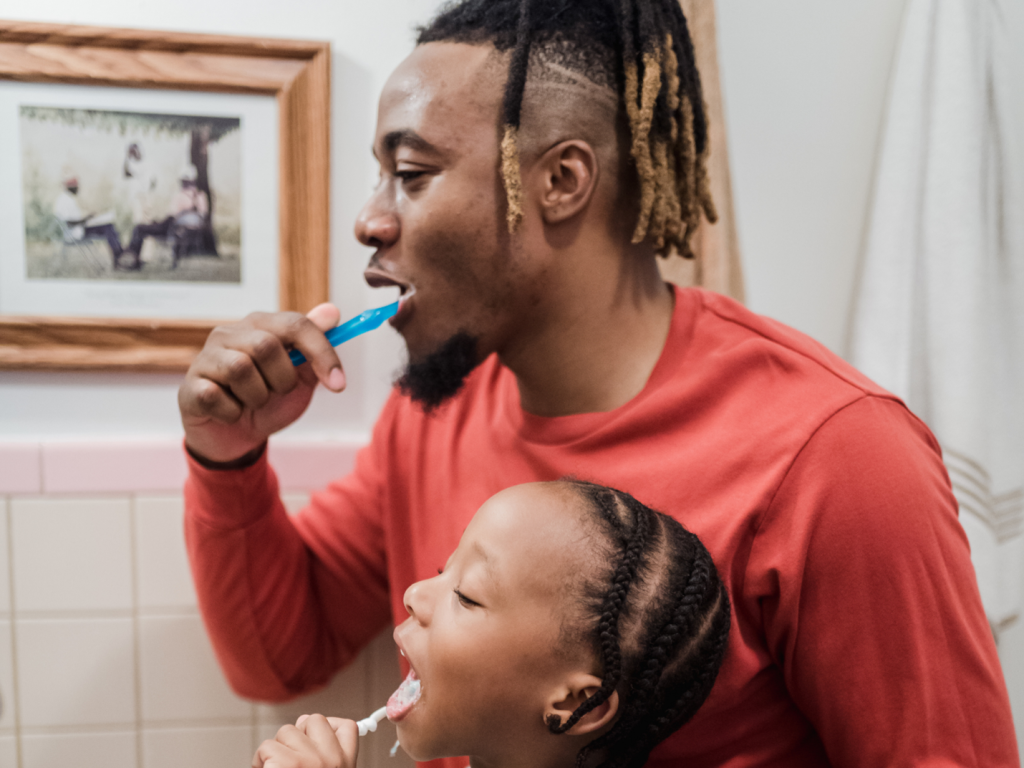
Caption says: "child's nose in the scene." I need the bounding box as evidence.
[403,578,434,625]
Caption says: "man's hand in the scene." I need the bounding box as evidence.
[179,303,344,463]
[252,715,358,768]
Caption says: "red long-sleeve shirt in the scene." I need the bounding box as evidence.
[185,287,1017,767]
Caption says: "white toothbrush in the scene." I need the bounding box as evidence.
[355,706,388,736]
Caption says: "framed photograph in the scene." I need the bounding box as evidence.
[0,21,329,370]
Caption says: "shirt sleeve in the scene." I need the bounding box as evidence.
[184,407,395,701]
[746,396,1018,766]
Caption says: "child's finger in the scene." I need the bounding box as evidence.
[326,718,359,768]
[271,724,326,763]
[303,714,351,768]
[252,738,299,768]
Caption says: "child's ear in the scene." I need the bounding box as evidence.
[543,674,619,737]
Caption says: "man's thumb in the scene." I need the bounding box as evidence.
[306,302,341,332]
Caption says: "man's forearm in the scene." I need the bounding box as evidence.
[183,448,335,700]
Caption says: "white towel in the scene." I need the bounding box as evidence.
[849,0,1023,636]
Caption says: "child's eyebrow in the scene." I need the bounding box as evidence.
[471,541,501,594]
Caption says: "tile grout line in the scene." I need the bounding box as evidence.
[13,607,198,620]
[18,716,254,734]
[129,494,145,768]
[251,695,259,757]
[6,497,24,768]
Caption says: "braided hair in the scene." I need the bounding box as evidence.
[417,0,717,258]
[557,480,730,768]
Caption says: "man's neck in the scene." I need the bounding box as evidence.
[500,251,675,418]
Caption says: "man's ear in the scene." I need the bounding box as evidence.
[543,673,619,737]
[533,140,600,225]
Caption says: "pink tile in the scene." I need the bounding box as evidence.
[0,442,42,494]
[42,440,187,494]
[34,438,367,495]
[268,440,362,491]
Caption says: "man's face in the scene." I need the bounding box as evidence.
[357,43,539,398]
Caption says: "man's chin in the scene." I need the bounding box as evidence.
[396,332,480,412]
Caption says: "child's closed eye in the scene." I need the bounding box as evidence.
[454,587,481,608]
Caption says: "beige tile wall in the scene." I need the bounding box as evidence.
[0,492,414,768]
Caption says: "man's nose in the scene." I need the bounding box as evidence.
[355,189,399,249]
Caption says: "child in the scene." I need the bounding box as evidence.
[253,479,731,768]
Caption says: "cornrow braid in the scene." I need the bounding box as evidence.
[546,485,651,736]
[416,0,718,257]
[634,597,730,761]
[598,542,712,742]
[560,479,731,768]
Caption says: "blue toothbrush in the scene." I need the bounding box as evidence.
[289,300,400,366]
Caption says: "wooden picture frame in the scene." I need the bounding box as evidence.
[0,21,330,371]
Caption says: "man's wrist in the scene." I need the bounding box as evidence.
[185,441,267,470]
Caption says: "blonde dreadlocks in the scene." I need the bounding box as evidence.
[418,0,717,258]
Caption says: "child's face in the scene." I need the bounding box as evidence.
[393,482,599,763]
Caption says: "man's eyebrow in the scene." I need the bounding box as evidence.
[381,129,439,156]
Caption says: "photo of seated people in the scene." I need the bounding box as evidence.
[20,106,241,282]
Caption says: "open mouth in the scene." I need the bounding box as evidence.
[390,286,415,329]
[363,269,415,329]
[389,630,423,722]
[387,667,422,722]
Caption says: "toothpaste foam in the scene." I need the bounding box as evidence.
[386,670,421,722]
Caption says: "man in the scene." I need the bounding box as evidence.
[122,164,208,270]
[52,171,124,268]
[180,1,1018,766]
[123,142,158,230]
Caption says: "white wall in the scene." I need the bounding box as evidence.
[716,0,909,354]
[2,0,1023,761]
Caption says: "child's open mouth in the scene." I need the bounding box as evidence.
[387,668,422,722]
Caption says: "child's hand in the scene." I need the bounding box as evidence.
[252,714,358,768]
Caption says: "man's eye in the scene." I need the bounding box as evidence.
[454,588,480,608]
[395,170,425,182]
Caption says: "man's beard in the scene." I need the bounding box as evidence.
[396,332,480,413]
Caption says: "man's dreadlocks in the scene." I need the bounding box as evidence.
[417,0,718,259]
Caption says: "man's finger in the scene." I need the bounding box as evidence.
[214,349,271,411]
[258,311,345,393]
[238,328,300,396]
[181,375,244,424]
[301,303,346,392]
